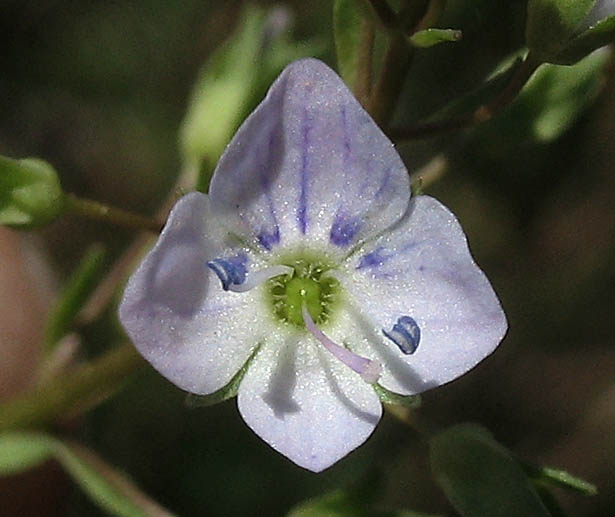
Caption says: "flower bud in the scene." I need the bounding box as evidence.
[0,156,64,229]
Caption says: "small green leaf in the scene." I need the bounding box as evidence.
[185,344,261,408]
[333,0,365,89]
[525,463,598,495]
[526,0,595,60]
[479,49,609,148]
[410,28,462,48]
[0,433,56,475]
[555,15,615,64]
[54,441,172,517]
[430,423,551,517]
[0,156,64,229]
[0,432,175,517]
[44,244,107,353]
[179,5,265,190]
[373,383,422,408]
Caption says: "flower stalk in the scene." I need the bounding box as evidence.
[64,193,164,234]
[0,344,144,432]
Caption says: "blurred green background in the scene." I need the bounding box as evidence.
[0,1,614,515]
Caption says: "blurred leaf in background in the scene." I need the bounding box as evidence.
[180,3,325,192]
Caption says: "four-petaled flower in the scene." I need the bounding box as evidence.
[119,58,507,472]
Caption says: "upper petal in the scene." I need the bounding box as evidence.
[119,192,267,395]
[209,58,410,254]
[343,195,507,395]
[237,334,382,472]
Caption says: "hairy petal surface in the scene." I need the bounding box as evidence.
[209,58,410,254]
[237,336,382,472]
[343,196,508,395]
[119,193,265,395]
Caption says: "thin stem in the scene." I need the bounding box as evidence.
[367,0,399,31]
[0,344,145,431]
[368,33,413,128]
[473,53,541,123]
[385,404,441,438]
[355,18,375,107]
[64,193,164,234]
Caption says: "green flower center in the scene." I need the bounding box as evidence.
[268,255,340,328]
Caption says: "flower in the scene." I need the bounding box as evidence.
[119,58,507,472]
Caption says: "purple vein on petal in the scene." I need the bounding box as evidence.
[329,106,363,247]
[357,241,423,271]
[297,107,311,234]
[374,165,393,200]
[257,131,282,250]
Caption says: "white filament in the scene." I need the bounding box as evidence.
[229,265,293,292]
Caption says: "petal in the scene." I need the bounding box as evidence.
[209,58,410,254]
[119,192,267,395]
[342,195,507,395]
[237,335,382,472]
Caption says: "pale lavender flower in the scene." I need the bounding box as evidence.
[119,59,507,472]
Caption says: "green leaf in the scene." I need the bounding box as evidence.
[555,15,615,64]
[0,156,64,229]
[180,5,323,192]
[526,0,595,60]
[477,49,609,149]
[44,244,107,353]
[185,344,261,408]
[179,5,265,190]
[0,432,175,517]
[0,433,56,475]
[333,0,365,89]
[429,423,551,517]
[410,28,462,48]
[372,383,421,408]
[525,463,598,495]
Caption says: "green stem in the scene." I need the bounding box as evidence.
[473,53,541,123]
[384,404,441,439]
[367,33,413,128]
[0,344,145,431]
[367,0,399,31]
[64,193,164,233]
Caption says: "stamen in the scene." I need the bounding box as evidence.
[302,304,381,383]
[383,316,420,355]
[207,255,248,291]
[228,265,293,292]
[208,254,292,292]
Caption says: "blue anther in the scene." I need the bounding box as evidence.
[207,255,248,290]
[382,316,420,355]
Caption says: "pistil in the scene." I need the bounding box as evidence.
[302,304,382,384]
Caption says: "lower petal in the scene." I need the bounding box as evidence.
[237,335,382,472]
